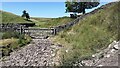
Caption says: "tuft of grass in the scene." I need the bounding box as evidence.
[0,38,18,46]
[2,31,20,39]
[52,2,120,65]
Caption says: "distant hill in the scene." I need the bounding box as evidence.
[32,17,74,28]
[0,10,32,24]
[0,10,74,28]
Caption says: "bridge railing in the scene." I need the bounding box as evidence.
[16,27,57,37]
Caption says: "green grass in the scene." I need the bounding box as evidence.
[0,10,33,23]
[0,32,3,39]
[32,17,74,28]
[1,10,74,28]
[52,2,120,65]
[0,31,31,57]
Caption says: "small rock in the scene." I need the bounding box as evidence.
[105,54,110,58]
[81,61,86,66]
[98,64,103,67]
[110,49,116,53]
[44,36,49,39]
[51,43,54,45]
[78,63,83,66]
[51,62,54,65]
[113,41,117,43]
[108,41,117,49]
[51,53,55,57]
[65,50,69,53]
[57,44,62,47]
[73,63,78,66]
[92,55,95,58]
[113,44,119,50]
[43,60,47,63]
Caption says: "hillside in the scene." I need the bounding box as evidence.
[52,2,120,65]
[0,10,32,23]
[0,10,74,28]
[32,17,74,28]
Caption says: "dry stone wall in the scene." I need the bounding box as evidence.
[0,23,26,32]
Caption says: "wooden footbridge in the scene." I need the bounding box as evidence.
[16,27,57,39]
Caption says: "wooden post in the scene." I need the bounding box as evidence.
[20,25,22,34]
[53,28,56,35]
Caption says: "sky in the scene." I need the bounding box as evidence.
[0,0,118,18]
[0,0,118,2]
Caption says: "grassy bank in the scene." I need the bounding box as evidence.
[0,31,31,57]
[52,2,120,65]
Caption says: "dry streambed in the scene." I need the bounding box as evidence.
[0,38,119,67]
[0,38,61,66]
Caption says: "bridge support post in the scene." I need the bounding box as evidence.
[20,25,23,35]
[53,28,57,35]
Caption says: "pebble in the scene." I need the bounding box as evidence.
[105,54,110,58]
[65,50,69,53]
[92,55,95,58]
[110,49,116,53]
[98,64,103,67]
[113,44,119,50]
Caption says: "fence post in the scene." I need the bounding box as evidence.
[53,28,56,35]
[20,25,23,34]
[28,28,30,36]
[20,25,24,34]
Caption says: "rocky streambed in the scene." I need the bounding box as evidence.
[73,41,120,67]
[0,38,61,66]
[0,38,119,67]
